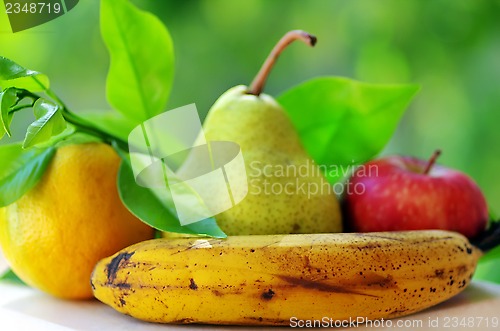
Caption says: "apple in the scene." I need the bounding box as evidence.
[342,150,488,239]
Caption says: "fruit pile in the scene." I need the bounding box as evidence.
[88,30,490,325]
[0,0,497,327]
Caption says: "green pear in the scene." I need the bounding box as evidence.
[179,31,342,235]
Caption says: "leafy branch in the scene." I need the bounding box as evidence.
[0,0,224,239]
[0,62,127,150]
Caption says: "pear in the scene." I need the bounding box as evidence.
[180,31,342,235]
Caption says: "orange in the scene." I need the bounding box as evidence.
[0,143,154,299]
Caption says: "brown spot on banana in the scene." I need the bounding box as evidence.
[170,318,196,324]
[189,278,198,290]
[244,316,288,324]
[361,273,396,288]
[276,275,379,297]
[106,251,135,284]
[261,289,275,300]
[212,290,223,297]
[355,234,406,242]
[113,283,131,289]
[456,264,468,275]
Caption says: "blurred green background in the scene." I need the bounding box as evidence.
[1,1,499,210]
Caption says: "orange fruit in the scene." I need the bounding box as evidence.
[0,143,154,299]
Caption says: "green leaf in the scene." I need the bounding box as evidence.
[0,269,26,285]
[79,110,136,143]
[1,87,36,138]
[0,56,49,92]
[489,209,498,222]
[117,159,226,238]
[23,99,67,148]
[477,245,500,264]
[0,88,17,138]
[0,143,55,207]
[278,77,419,182]
[101,0,174,123]
[474,250,500,284]
[28,126,76,149]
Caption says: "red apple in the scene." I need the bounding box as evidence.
[342,150,488,239]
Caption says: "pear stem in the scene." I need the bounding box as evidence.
[248,30,317,96]
[423,149,442,175]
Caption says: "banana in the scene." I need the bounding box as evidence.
[91,230,481,325]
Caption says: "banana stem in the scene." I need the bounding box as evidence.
[248,30,317,96]
[471,221,500,252]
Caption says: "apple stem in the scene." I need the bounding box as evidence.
[247,30,317,96]
[423,149,442,175]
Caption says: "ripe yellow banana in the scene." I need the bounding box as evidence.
[91,230,480,325]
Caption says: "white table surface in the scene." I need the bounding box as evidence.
[2,250,500,330]
[0,280,499,330]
